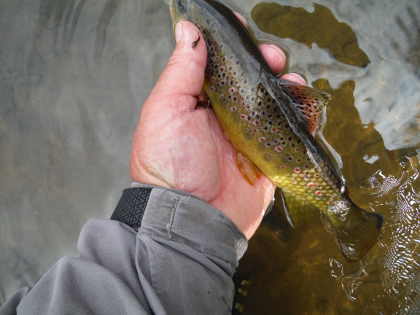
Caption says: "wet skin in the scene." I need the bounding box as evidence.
[168,0,382,260]
[130,17,305,240]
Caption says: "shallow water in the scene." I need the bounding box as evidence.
[0,0,419,314]
[234,1,419,314]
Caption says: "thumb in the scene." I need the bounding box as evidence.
[148,21,207,104]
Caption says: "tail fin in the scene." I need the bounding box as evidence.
[324,202,383,261]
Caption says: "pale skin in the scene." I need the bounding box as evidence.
[131,19,306,240]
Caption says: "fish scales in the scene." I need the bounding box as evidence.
[170,0,383,261]
[204,28,341,210]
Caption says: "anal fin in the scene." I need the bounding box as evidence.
[236,153,262,185]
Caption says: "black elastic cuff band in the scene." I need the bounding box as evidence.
[111,187,152,231]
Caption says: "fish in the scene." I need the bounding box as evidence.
[169,0,383,261]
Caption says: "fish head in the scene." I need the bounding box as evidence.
[169,0,230,29]
[169,0,193,24]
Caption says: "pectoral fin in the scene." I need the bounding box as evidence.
[277,188,295,229]
[236,152,262,185]
[264,189,295,229]
[262,188,295,241]
[277,79,331,135]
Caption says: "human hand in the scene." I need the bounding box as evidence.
[131,20,306,239]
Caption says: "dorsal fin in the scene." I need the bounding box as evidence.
[263,73,345,190]
[277,79,331,135]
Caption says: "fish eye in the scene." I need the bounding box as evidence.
[177,0,187,14]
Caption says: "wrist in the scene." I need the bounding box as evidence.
[111,185,248,267]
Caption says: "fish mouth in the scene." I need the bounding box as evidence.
[168,0,181,32]
[168,0,191,24]
[166,0,173,17]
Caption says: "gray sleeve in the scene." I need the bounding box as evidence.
[0,187,248,315]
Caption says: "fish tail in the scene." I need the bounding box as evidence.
[323,201,383,261]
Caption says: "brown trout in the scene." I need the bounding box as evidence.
[169,0,383,261]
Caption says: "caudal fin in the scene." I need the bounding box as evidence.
[324,201,383,261]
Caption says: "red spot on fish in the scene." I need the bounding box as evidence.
[274,145,283,152]
[258,136,266,143]
[240,114,248,120]
[293,167,302,174]
[307,182,317,187]
[315,191,322,196]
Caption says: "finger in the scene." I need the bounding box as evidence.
[259,44,287,74]
[233,12,287,74]
[149,21,207,104]
[281,73,307,85]
[234,12,248,27]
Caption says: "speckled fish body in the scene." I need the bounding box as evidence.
[170,0,382,260]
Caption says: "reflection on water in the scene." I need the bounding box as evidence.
[34,0,87,55]
[94,0,122,58]
[0,0,419,314]
[391,5,420,78]
[0,0,164,302]
[252,3,370,67]
[377,158,419,312]
[34,0,121,57]
[234,1,419,314]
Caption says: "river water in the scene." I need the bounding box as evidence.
[0,0,419,314]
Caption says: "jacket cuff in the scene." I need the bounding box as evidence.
[114,184,248,267]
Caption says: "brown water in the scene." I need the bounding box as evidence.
[233,2,419,314]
